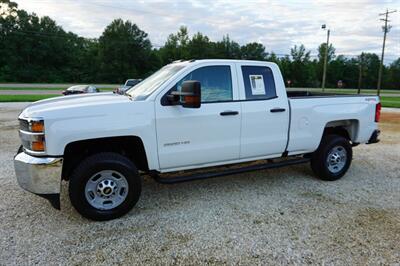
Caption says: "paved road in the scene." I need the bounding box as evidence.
[0,90,62,95]
[0,83,117,89]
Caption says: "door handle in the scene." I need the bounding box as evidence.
[220,111,239,116]
[270,108,286,113]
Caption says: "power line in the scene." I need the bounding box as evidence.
[377,9,397,96]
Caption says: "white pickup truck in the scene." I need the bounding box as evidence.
[14,59,381,220]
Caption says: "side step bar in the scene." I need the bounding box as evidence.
[153,157,310,184]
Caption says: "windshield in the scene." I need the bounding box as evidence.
[125,80,137,86]
[127,63,186,100]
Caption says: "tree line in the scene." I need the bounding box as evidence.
[0,0,399,89]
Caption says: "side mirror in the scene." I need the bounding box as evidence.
[168,80,201,108]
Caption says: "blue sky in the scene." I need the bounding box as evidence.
[17,0,400,63]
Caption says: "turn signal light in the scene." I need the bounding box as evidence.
[30,120,44,132]
[184,95,197,104]
[32,141,45,151]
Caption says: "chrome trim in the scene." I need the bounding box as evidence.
[24,117,44,122]
[19,117,44,132]
[19,130,45,142]
[19,119,30,132]
[14,152,63,194]
[23,147,47,156]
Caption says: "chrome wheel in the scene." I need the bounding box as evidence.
[326,146,347,173]
[85,170,129,210]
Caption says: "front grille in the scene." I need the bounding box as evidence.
[19,119,29,131]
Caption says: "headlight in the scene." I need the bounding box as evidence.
[19,118,46,153]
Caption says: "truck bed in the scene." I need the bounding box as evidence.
[285,92,379,156]
[286,90,375,98]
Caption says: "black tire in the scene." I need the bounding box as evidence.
[69,152,141,221]
[311,134,352,181]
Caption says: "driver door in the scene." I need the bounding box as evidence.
[155,63,241,170]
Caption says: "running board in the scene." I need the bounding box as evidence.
[153,157,310,184]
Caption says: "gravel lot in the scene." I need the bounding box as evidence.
[0,103,399,265]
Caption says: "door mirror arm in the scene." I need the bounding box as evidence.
[166,93,179,104]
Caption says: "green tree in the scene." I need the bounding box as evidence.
[0,0,96,82]
[360,53,380,89]
[213,35,241,59]
[187,32,212,59]
[97,19,154,83]
[384,58,400,89]
[0,0,397,89]
[276,55,292,87]
[317,43,335,63]
[327,55,358,88]
[240,42,266,60]
[159,26,190,63]
[289,45,315,87]
[317,43,336,87]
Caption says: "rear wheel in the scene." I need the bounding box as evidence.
[311,135,352,181]
[69,152,141,221]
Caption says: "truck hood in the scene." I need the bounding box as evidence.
[19,92,133,119]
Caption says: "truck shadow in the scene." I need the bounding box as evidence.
[57,164,316,222]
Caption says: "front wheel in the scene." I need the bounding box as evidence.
[311,135,352,181]
[69,152,141,221]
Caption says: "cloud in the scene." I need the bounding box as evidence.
[16,0,400,62]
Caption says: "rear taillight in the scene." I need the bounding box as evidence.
[375,102,381,122]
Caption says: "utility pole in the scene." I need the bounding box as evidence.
[377,9,396,96]
[357,53,363,94]
[321,24,330,92]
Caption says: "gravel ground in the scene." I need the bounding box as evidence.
[0,103,399,265]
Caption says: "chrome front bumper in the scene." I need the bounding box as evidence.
[14,152,63,195]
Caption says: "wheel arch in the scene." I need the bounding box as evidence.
[62,136,149,180]
[323,119,359,142]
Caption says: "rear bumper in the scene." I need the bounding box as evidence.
[14,152,63,208]
[367,129,380,144]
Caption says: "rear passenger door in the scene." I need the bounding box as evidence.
[237,63,289,159]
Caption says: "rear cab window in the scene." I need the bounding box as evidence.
[240,65,277,100]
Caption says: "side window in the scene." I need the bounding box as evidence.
[241,66,276,100]
[175,66,233,103]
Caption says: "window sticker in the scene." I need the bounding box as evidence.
[249,75,265,95]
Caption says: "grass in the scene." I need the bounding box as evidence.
[0,87,63,90]
[289,88,400,95]
[0,87,115,91]
[0,94,59,102]
[380,96,400,108]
